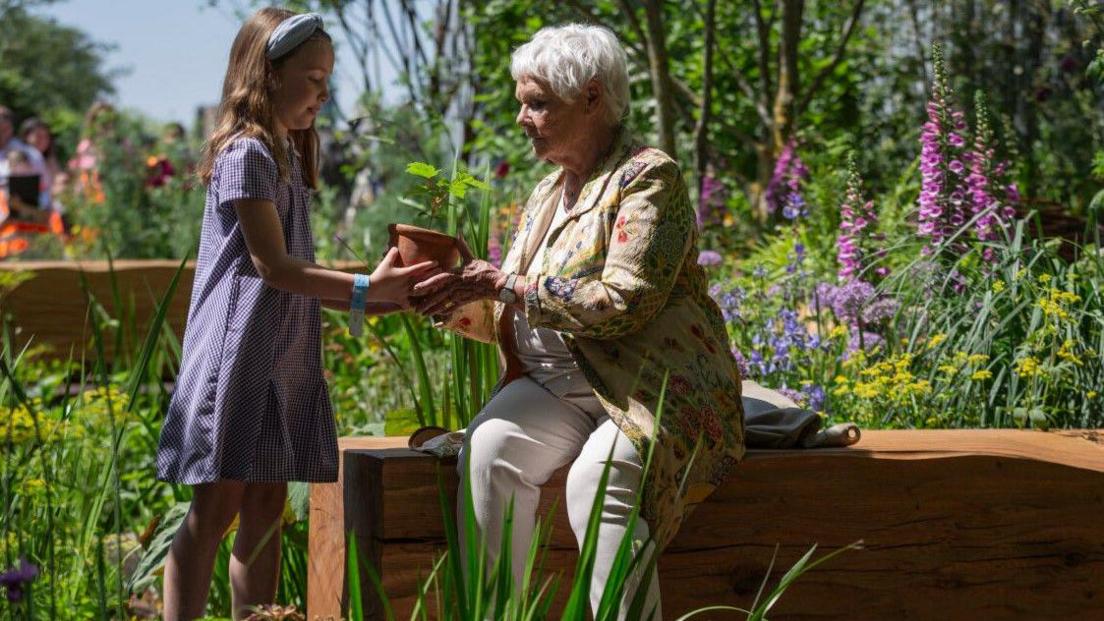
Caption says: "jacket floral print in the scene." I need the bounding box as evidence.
[444,129,745,549]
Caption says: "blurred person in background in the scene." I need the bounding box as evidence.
[20,116,66,212]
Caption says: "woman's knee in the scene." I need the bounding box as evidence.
[461,416,522,476]
[566,431,643,532]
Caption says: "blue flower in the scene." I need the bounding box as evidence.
[804,384,826,412]
[0,558,38,603]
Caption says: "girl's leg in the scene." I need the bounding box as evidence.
[566,418,662,621]
[163,480,247,621]
[229,482,288,620]
[459,377,598,589]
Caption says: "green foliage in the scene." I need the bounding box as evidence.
[0,3,114,152]
[62,114,206,260]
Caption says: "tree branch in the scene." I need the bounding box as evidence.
[327,0,373,95]
[715,52,772,127]
[751,0,773,101]
[795,0,866,117]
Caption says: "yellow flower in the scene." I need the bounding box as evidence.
[1014,356,1042,378]
[1038,288,1081,322]
[852,382,880,399]
[833,375,849,385]
[0,406,64,444]
[829,325,848,340]
[970,370,993,381]
[1089,391,1099,400]
[967,354,990,365]
[938,364,959,375]
[18,478,47,496]
[1038,274,1052,284]
[992,279,1005,293]
[927,333,948,349]
[1057,339,1084,366]
[78,385,132,426]
[1014,267,1027,281]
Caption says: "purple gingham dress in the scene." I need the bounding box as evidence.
[156,137,338,484]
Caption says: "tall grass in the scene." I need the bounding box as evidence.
[1,256,188,617]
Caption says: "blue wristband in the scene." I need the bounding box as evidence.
[349,273,370,336]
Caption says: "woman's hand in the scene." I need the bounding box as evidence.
[410,258,505,316]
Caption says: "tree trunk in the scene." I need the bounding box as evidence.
[773,0,804,151]
[643,0,678,156]
[695,0,718,208]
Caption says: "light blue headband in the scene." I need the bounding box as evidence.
[266,13,324,60]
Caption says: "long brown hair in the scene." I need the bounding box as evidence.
[198,7,331,189]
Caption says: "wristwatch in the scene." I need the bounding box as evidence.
[498,273,519,304]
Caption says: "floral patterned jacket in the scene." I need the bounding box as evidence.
[445,130,745,549]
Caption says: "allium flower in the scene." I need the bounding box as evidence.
[861,296,900,325]
[0,558,39,602]
[697,249,723,267]
[816,278,895,356]
[818,279,876,326]
[765,139,810,220]
[848,330,885,354]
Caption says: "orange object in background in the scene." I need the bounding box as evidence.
[0,191,69,259]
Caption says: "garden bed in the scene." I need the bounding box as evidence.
[308,430,1104,620]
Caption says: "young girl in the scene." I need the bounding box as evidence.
[155,8,433,619]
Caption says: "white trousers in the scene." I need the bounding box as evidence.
[458,376,663,620]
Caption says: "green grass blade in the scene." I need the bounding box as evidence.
[126,255,187,410]
[400,314,436,427]
[346,533,366,621]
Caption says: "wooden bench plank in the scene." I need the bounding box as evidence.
[307,430,1104,620]
[0,259,365,363]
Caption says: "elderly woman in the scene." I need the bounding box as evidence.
[412,24,744,618]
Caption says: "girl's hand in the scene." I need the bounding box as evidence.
[369,247,437,308]
[411,259,504,316]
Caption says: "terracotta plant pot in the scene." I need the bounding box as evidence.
[387,223,462,269]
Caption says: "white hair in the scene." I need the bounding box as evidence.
[510,23,630,126]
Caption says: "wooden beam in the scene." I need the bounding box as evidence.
[0,260,365,363]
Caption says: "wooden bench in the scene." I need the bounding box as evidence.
[307,430,1104,620]
[0,259,363,364]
